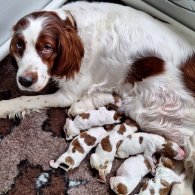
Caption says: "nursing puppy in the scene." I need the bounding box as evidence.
[50,127,107,171]
[90,121,138,182]
[110,154,151,195]
[116,132,185,173]
[64,106,122,140]
[138,158,184,195]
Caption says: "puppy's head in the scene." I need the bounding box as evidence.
[162,141,185,160]
[10,10,84,92]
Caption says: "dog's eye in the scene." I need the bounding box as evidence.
[16,42,23,50]
[43,44,53,53]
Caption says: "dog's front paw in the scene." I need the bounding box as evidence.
[0,100,12,118]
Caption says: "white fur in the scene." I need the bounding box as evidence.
[0,2,195,193]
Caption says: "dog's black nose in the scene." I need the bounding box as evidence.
[18,76,33,87]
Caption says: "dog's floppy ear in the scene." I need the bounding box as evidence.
[51,18,84,79]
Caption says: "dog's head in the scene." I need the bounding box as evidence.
[10,10,84,92]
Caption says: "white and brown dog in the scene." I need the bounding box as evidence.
[90,121,138,182]
[116,132,185,173]
[138,157,184,195]
[110,154,151,195]
[0,2,195,193]
[50,126,107,171]
[64,95,122,140]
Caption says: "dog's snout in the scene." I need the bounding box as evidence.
[18,72,38,88]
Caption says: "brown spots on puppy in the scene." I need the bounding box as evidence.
[126,56,165,83]
[117,124,126,135]
[180,54,195,97]
[79,113,90,119]
[159,180,170,195]
[79,129,86,134]
[117,183,128,194]
[160,179,169,187]
[160,157,174,169]
[101,135,112,152]
[139,136,143,144]
[141,180,148,191]
[113,112,121,120]
[162,142,178,158]
[144,159,151,170]
[103,124,115,131]
[150,188,155,195]
[106,103,119,111]
[72,138,84,154]
[116,140,123,150]
[80,132,96,146]
[65,156,74,165]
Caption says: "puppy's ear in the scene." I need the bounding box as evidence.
[51,20,84,79]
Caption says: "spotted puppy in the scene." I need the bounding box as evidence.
[50,127,108,171]
[138,158,184,195]
[90,120,138,182]
[116,133,185,173]
[64,106,122,140]
[110,154,151,195]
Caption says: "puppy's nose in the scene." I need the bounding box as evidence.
[19,76,33,87]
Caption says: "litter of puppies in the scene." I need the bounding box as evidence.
[50,95,185,194]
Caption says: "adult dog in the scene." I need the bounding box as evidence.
[0,1,194,194]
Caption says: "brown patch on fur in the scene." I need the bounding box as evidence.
[79,129,86,134]
[65,156,75,165]
[72,138,84,154]
[80,132,96,146]
[160,157,174,169]
[103,124,115,131]
[117,124,126,135]
[150,188,155,195]
[161,179,169,187]
[181,54,195,96]
[101,135,112,152]
[113,112,121,120]
[79,113,90,119]
[159,180,170,195]
[116,140,123,150]
[139,136,143,144]
[162,142,178,158]
[141,180,148,191]
[117,183,128,194]
[106,103,119,111]
[144,159,151,170]
[126,56,165,83]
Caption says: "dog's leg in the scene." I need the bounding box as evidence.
[68,92,121,116]
[0,90,76,118]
